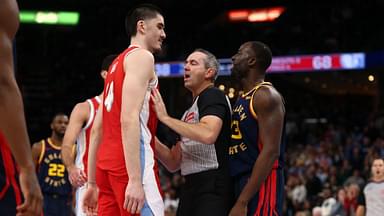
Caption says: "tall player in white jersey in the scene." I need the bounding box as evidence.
[83,4,166,216]
[61,55,116,215]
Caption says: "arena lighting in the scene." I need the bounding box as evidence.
[20,11,79,25]
[368,75,375,82]
[228,7,285,23]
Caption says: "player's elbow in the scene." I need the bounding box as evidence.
[265,146,280,160]
[120,112,139,127]
[0,75,17,98]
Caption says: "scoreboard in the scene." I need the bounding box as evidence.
[155,52,366,77]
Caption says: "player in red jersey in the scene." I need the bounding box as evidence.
[0,0,43,215]
[83,4,166,216]
[61,55,116,216]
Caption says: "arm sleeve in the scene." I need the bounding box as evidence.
[197,88,228,121]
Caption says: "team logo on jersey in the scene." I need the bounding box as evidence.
[184,112,195,123]
[43,153,67,187]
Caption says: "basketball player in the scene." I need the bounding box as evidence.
[32,113,72,216]
[82,4,166,215]
[152,49,233,216]
[229,41,286,216]
[0,0,43,215]
[61,54,116,215]
[356,157,384,216]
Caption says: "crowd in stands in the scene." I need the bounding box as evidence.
[158,102,384,215]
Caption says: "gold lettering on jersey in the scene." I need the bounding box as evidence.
[239,143,247,151]
[231,120,242,139]
[43,153,67,187]
[240,113,247,121]
[229,142,248,155]
[233,104,247,121]
[234,105,244,113]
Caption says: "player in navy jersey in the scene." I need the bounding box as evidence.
[0,0,43,215]
[32,113,72,216]
[229,41,286,216]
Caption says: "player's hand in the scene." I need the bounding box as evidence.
[123,180,145,214]
[151,88,169,122]
[229,201,247,216]
[82,183,98,216]
[16,166,43,216]
[68,166,87,188]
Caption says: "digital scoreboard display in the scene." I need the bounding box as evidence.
[155,52,366,77]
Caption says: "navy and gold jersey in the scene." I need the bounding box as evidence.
[37,138,71,196]
[229,82,286,177]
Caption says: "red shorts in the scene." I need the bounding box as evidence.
[96,166,139,216]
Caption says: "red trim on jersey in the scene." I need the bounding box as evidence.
[255,182,265,216]
[0,132,21,204]
[270,170,278,216]
[263,175,271,216]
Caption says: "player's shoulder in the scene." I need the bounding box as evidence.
[32,140,44,151]
[71,101,91,117]
[126,48,154,63]
[253,85,283,110]
[0,0,19,37]
[255,85,281,101]
[74,100,91,111]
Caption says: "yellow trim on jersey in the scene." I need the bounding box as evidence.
[38,140,45,164]
[47,138,61,150]
[249,82,273,119]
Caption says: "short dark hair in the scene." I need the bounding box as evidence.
[193,48,220,81]
[249,41,272,72]
[125,4,163,37]
[101,54,117,71]
[371,157,384,167]
[51,112,67,123]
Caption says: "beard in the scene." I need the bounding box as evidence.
[230,66,243,82]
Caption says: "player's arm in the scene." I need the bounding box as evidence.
[0,0,34,178]
[231,87,284,214]
[87,104,102,185]
[356,190,366,216]
[82,103,103,215]
[0,1,43,215]
[356,206,365,216]
[121,50,154,214]
[155,137,181,172]
[152,88,223,145]
[62,102,89,187]
[31,141,42,167]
